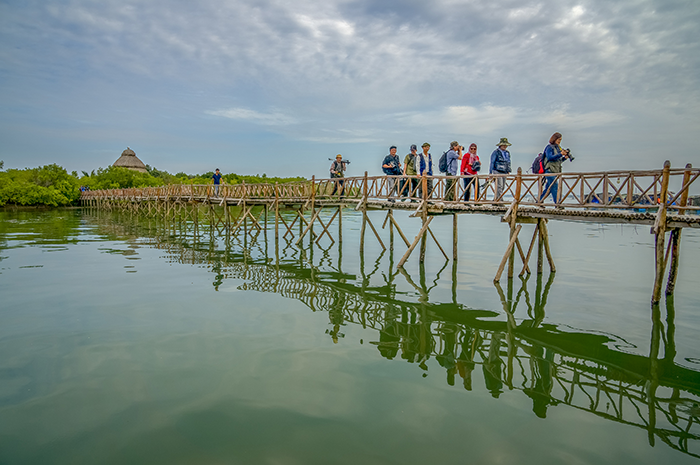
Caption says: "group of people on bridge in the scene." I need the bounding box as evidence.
[329,133,573,203]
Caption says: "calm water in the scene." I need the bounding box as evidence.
[0,207,699,464]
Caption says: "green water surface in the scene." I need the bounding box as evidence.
[0,208,698,464]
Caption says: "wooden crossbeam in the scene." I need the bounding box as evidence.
[494,224,522,282]
[315,208,339,245]
[397,217,434,268]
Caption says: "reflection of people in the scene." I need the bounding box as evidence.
[327,291,346,343]
[523,347,555,418]
[540,132,571,204]
[461,143,481,201]
[211,168,222,196]
[376,310,401,359]
[457,329,479,391]
[382,146,402,200]
[489,138,512,200]
[436,323,458,386]
[330,154,346,197]
[482,332,504,398]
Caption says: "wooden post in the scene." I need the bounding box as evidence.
[540,219,556,272]
[389,210,395,253]
[666,164,692,295]
[338,205,343,244]
[652,161,671,304]
[310,175,316,241]
[537,219,544,274]
[360,171,368,255]
[274,183,279,241]
[420,175,428,263]
[508,168,523,278]
[453,214,458,261]
[495,225,523,282]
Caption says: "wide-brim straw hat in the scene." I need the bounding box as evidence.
[496,138,512,147]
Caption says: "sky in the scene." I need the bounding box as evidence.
[1,0,699,179]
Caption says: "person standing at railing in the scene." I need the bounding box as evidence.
[403,144,419,200]
[382,146,402,201]
[445,141,462,201]
[417,142,434,199]
[540,132,572,205]
[461,143,481,201]
[330,154,346,197]
[489,138,512,200]
[211,168,222,197]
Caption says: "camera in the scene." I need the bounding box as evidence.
[563,148,574,161]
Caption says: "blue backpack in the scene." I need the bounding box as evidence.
[532,153,545,174]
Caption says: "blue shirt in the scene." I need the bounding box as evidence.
[446,149,460,176]
[212,173,222,184]
[490,149,511,174]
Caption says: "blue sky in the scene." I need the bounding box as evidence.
[1,0,699,178]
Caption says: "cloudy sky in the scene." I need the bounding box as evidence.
[1,0,699,178]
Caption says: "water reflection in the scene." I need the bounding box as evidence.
[3,209,699,459]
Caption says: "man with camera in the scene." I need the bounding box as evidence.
[540,132,573,204]
[382,146,402,201]
[330,154,348,197]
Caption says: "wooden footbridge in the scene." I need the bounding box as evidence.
[81,161,699,303]
[79,209,700,459]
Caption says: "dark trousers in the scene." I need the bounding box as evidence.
[463,176,479,201]
[445,178,458,202]
[401,178,418,197]
[332,177,345,196]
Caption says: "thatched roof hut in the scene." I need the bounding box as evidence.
[113,147,148,173]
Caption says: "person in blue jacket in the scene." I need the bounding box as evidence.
[540,132,572,204]
[489,138,512,200]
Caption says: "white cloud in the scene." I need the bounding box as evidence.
[207,108,299,126]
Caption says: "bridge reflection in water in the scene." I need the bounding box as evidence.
[85,209,700,460]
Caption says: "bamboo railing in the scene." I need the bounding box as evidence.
[81,164,699,214]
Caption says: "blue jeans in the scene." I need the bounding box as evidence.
[541,173,558,203]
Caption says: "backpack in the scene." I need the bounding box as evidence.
[438,152,448,173]
[531,153,545,174]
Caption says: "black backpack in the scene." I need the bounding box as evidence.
[531,153,545,174]
[438,152,448,173]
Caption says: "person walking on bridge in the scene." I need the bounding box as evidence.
[445,141,462,202]
[461,143,481,201]
[403,144,419,200]
[540,132,572,205]
[382,146,402,201]
[211,168,223,197]
[417,143,434,199]
[490,138,512,201]
[330,154,346,197]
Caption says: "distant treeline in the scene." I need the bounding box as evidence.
[0,161,305,207]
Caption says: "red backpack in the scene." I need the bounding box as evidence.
[531,153,545,174]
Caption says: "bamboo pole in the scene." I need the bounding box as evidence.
[453,214,458,261]
[360,171,368,255]
[540,219,556,272]
[494,225,523,282]
[652,161,671,304]
[420,175,428,263]
[508,168,523,278]
[397,217,434,268]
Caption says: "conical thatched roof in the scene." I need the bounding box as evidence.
[113,147,148,173]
